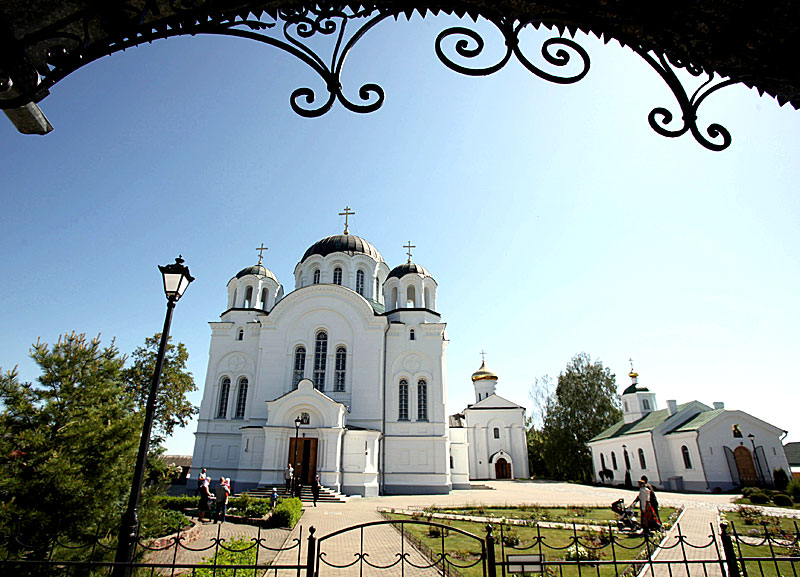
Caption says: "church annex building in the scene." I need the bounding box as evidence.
[191,216,529,496]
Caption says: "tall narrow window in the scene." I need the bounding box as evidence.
[375,278,380,300]
[334,346,346,391]
[623,449,631,470]
[244,286,253,308]
[235,377,248,418]
[642,399,651,411]
[638,448,646,469]
[601,453,607,470]
[232,288,238,307]
[313,331,328,390]
[237,329,244,341]
[409,329,415,341]
[417,379,428,421]
[356,270,365,295]
[333,267,342,285]
[611,452,618,470]
[682,445,693,469]
[313,269,320,284]
[406,285,416,307]
[293,346,306,388]
[216,377,230,418]
[398,379,409,420]
[260,288,268,309]
[493,427,500,439]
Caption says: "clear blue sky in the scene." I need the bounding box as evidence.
[1,15,798,456]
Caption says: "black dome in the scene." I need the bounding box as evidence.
[387,262,433,280]
[301,234,384,263]
[235,264,278,282]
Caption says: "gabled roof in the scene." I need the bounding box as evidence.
[666,408,726,433]
[467,393,524,410]
[591,403,694,441]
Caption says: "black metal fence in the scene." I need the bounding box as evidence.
[1,519,797,577]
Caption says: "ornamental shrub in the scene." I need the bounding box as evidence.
[270,497,303,528]
[748,492,770,504]
[772,493,793,507]
[157,495,200,511]
[228,495,272,518]
[787,478,800,500]
[741,487,759,498]
[773,469,790,491]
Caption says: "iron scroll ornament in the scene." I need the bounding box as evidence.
[632,47,740,151]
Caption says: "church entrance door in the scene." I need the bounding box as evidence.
[734,446,758,486]
[289,437,318,485]
[495,458,511,479]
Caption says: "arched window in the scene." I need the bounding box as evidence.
[334,346,346,391]
[244,286,253,308]
[642,399,651,411]
[424,287,432,309]
[356,270,365,295]
[493,427,500,439]
[638,448,646,469]
[406,285,416,307]
[313,331,328,390]
[333,267,342,285]
[398,379,409,420]
[417,379,428,421]
[235,377,248,418]
[313,269,320,284]
[601,453,607,470]
[391,287,398,310]
[682,445,693,469]
[623,449,631,470]
[375,278,380,301]
[292,346,306,388]
[409,329,415,341]
[232,288,238,307]
[623,400,628,412]
[611,452,618,470]
[260,288,268,309]
[237,329,244,341]
[216,377,230,418]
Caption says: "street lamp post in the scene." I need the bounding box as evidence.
[113,256,194,576]
[748,433,764,486]
[292,416,302,496]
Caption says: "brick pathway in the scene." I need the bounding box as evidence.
[646,508,724,577]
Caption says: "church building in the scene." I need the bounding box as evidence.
[588,369,791,492]
[192,211,459,495]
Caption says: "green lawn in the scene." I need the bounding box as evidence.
[725,509,800,537]
[425,504,677,527]
[733,542,799,577]
[383,513,660,577]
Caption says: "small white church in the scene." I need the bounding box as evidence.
[588,369,791,492]
[191,212,529,496]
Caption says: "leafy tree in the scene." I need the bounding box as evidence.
[0,333,139,548]
[122,333,197,446]
[532,353,621,482]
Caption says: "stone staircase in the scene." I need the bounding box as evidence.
[243,485,348,504]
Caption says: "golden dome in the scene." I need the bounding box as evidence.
[629,370,639,378]
[472,360,498,382]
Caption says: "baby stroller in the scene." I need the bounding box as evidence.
[612,499,640,532]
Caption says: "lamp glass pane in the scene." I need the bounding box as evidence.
[163,273,182,296]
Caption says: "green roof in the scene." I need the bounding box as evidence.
[591,403,692,441]
[666,408,725,433]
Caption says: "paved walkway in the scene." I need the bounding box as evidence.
[647,508,724,577]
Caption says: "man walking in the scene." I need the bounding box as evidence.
[213,477,230,524]
[284,464,293,493]
[312,474,321,507]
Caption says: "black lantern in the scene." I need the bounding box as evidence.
[159,255,194,301]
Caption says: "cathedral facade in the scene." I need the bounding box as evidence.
[191,228,451,496]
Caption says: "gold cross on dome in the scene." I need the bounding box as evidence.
[404,241,416,263]
[481,350,487,363]
[255,243,268,265]
[629,357,635,372]
[339,206,355,235]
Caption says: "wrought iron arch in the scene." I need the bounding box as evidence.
[0,1,789,150]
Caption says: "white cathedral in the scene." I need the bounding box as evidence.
[191,215,529,496]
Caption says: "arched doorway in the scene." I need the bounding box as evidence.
[734,446,758,486]
[495,458,511,479]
